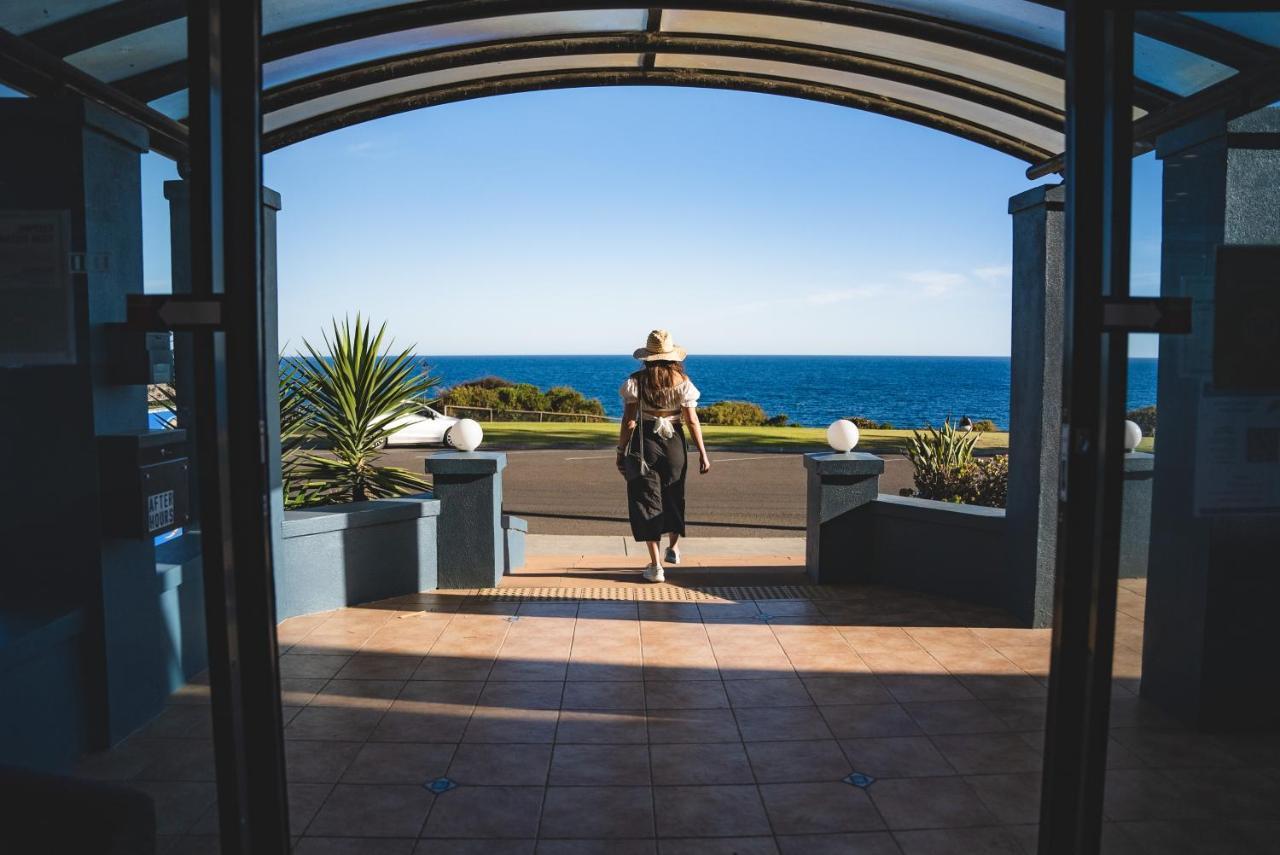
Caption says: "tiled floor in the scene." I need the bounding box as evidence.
[75,573,1280,854]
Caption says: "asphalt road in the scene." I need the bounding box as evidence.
[377,446,916,537]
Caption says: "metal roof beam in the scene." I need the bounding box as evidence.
[261,31,1064,131]
[21,0,186,59]
[108,0,1177,112]
[1026,55,1280,178]
[262,65,1056,162]
[0,25,188,159]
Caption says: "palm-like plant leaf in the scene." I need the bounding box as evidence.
[288,316,437,504]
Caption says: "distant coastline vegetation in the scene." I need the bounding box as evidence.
[438,377,607,421]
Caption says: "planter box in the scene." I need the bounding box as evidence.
[278,494,440,620]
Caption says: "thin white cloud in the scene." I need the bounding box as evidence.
[806,285,883,304]
[904,270,968,297]
[972,264,1011,283]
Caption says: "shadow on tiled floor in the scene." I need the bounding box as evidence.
[74,576,1280,854]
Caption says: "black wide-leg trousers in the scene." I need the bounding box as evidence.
[627,421,688,542]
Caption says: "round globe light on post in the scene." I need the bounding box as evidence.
[449,418,484,452]
[827,419,860,453]
[1123,419,1142,453]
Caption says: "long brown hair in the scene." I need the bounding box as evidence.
[633,360,688,409]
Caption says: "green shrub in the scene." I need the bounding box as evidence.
[697,400,768,426]
[902,419,1009,508]
[765,414,791,427]
[1127,405,1156,436]
[971,419,999,432]
[848,416,894,430]
[439,379,605,418]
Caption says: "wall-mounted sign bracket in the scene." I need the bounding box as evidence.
[1101,296,1192,334]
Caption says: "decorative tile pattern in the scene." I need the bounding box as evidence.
[844,772,876,788]
[424,776,458,794]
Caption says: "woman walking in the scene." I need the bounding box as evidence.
[616,330,711,582]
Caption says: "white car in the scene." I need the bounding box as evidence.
[384,406,460,447]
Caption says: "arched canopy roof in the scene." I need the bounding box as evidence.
[4,1,1279,166]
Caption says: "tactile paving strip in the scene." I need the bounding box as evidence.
[465,584,842,602]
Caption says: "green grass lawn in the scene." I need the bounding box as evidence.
[478,421,1015,454]
[476,421,1156,455]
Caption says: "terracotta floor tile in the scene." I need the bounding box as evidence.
[878,676,975,704]
[281,678,331,707]
[903,702,1009,735]
[286,707,387,742]
[660,837,778,854]
[963,772,1042,824]
[868,777,995,830]
[286,740,364,783]
[647,708,741,744]
[561,681,645,710]
[775,832,902,854]
[463,707,559,743]
[447,742,552,785]
[294,837,418,854]
[803,676,894,706]
[536,841,657,854]
[398,681,485,705]
[892,826,1023,854]
[746,739,852,783]
[307,784,432,838]
[820,705,922,739]
[281,655,355,680]
[840,737,955,779]
[954,674,1046,700]
[650,742,755,785]
[489,658,570,682]
[566,658,644,682]
[540,785,655,838]
[980,699,1047,732]
[371,701,474,743]
[549,744,651,785]
[478,681,565,711]
[759,782,885,834]
[558,709,649,744]
[412,656,496,682]
[735,705,833,742]
[644,680,729,710]
[139,704,213,739]
[128,781,218,835]
[422,785,545,839]
[313,679,406,711]
[725,677,814,708]
[336,654,425,681]
[931,733,1041,775]
[340,742,455,784]
[653,785,772,837]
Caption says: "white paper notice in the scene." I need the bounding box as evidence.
[1195,389,1280,515]
[0,210,74,367]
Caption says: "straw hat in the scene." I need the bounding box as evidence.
[633,329,687,362]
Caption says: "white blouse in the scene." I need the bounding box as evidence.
[619,377,701,410]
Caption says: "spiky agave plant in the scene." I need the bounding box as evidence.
[903,418,982,503]
[289,316,436,504]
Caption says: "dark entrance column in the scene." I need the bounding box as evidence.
[1142,106,1280,730]
[1006,183,1065,628]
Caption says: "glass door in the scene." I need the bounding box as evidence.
[1044,3,1280,853]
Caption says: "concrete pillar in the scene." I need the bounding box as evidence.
[803,452,884,583]
[1005,183,1065,628]
[1142,107,1280,729]
[426,452,508,588]
[1119,453,1153,578]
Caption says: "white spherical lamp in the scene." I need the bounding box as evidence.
[450,418,484,452]
[827,419,860,453]
[1122,419,1142,453]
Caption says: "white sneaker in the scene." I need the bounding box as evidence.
[642,564,665,583]
[664,546,681,565]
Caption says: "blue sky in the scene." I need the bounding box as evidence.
[141,86,1163,357]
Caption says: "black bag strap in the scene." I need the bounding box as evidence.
[630,373,646,464]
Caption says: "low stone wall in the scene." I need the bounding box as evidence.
[278,494,440,620]
[866,496,1020,618]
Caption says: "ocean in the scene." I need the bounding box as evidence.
[416,355,1159,429]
